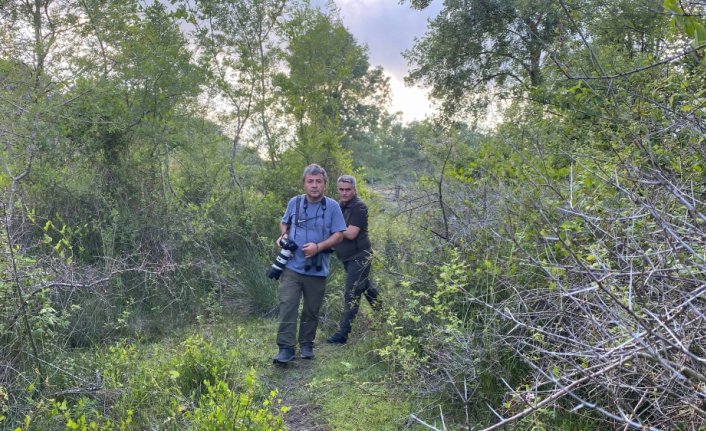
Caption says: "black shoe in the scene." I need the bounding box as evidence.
[273,347,295,364]
[326,333,347,344]
[300,343,315,360]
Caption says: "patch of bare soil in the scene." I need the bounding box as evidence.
[266,357,330,431]
[282,400,327,431]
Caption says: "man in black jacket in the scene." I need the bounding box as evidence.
[327,175,381,344]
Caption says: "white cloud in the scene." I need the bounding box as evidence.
[335,0,386,14]
[312,0,442,122]
[385,72,435,123]
[325,0,440,76]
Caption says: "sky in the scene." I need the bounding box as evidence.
[317,0,443,123]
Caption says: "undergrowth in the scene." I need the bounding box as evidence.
[4,323,288,430]
[1,314,421,431]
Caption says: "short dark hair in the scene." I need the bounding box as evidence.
[302,164,328,183]
[337,175,357,189]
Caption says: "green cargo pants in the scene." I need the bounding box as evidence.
[276,268,327,348]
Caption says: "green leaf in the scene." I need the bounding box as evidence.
[684,20,696,38]
[695,22,706,43]
[663,0,680,14]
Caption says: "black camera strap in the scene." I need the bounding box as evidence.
[292,194,327,242]
[288,195,301,241]
[293,195,302,232]
[302,194,327,214]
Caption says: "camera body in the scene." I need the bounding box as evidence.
[266,238,298,280]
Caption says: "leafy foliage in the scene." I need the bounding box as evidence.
[2,0,706,429]
[404,0,566,117]
[4,329,286,430]
[275,4,389,183]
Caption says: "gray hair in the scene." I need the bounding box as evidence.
[302,163,328,183]
[337,175,357,189]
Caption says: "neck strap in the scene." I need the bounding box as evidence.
[292,195,327,241]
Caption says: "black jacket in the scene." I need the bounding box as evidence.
[335,196,372,262]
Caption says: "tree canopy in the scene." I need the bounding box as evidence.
[1,0,705,430]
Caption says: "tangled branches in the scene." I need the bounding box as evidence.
[483,161,706,429]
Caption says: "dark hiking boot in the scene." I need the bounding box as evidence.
[300,343,315,360]
[326,333,347,344]
[272,347,295,364]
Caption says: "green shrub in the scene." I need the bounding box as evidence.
[185,372,287,431]
[8,328,288,430]
[171,334,240,398]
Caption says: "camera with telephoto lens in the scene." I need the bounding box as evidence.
[266,238,298,280]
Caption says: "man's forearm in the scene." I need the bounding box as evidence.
[317,231,343,251]
[342,225,360,240]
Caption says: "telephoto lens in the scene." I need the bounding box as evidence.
[266,238,298,280]
[266,248,293,279]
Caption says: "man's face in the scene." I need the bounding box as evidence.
[303,173,325,201]
[337,181,355,204]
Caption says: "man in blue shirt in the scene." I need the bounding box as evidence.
[273,164,347,364]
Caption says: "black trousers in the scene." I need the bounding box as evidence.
[337,252,379,336]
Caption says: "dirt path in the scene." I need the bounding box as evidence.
[265,354,330,431]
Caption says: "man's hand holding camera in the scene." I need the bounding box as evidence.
[266,235,298,280]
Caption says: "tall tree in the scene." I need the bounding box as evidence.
[0,0,99,392]
[188,0,287,177]
[0,0,83,230]
[59,1,203,228]
[403,0,677,120]
[275,4,389,183]
[403,0,568,117]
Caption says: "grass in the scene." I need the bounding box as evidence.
[5,311,420,430]
[254,310,417,430]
